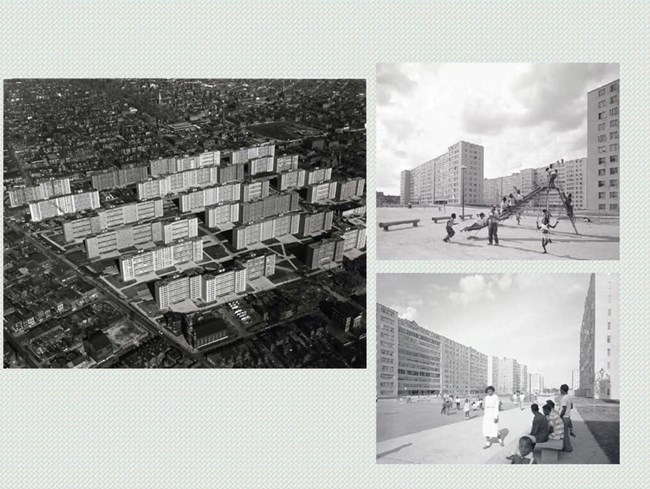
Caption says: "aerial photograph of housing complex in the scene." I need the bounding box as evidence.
[3,78,367,369]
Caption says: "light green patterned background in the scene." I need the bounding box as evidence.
[1,1,648,487]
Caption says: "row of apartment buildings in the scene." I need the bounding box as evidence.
[376,303,542,398]
[154,253,276,309]
[398,79,620,214]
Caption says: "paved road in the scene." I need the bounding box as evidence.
[8,223,211,367]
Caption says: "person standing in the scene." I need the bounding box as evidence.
[441,395,448,415]
[559,384,574,452]
[464,399,471,419]
[487,209,499,246]
[482,386,503,449]
[519,392,525,410]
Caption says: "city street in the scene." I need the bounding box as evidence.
[377,206,619,260]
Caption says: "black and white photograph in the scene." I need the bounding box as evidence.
[376,273,620,464]
[376,63,620,261]
[3,78,367,369]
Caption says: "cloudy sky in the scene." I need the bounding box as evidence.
[376,63,620,194]
[377,273,595,387]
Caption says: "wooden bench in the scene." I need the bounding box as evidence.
[378,219,420,231]
[432,214,473,223]
[534,438,564,464]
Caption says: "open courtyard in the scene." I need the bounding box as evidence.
[377,206,619,260]
[377,396,618,464]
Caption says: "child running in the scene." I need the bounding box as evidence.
[537,214,558,253]
[442,213,458,243]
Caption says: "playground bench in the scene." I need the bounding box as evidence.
[431,214,473,223]
[379,219,420,231]
[534,439,564,464]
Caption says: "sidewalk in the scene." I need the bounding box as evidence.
[377,405,611,464]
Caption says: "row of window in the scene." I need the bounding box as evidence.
[598,203,619,211]
[597,95,618,108]
[599,155,618,164]
[598,107,619,119]
[597,132,619,142]
[598,119,619,131]
[597,83,618,97]
[598,191,618,199]
[598,144,619,153]
[598,167,619,176]
[598,180,618,187]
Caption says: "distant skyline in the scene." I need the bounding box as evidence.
[378,273,593,388]
[376,63,620,195]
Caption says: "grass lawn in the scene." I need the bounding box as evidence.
[576,404,620,464]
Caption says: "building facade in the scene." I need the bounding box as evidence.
[231,213,301,250]
[587,80,620,214]
[119,237,203,281]
[398,318,441,396]
[178,183,242,213]
[577,274,620,399]
[400,141,484,206]
[29,190,101,222]
[304,236,345,269]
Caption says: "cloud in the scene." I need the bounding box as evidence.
[377,64,418,106]
[449,275,496,305]
[377,63,620,194]
[391,305,418,321]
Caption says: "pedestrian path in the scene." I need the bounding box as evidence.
[377,405,610,464]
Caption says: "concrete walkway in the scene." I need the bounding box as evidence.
[377,404,610,464]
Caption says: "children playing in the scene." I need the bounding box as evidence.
[537,210,558,253]
[443,213,458,243]
[461,212,488,233]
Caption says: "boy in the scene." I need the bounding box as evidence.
[514,188,524,224]
[464,399,471,419]
[487,210,499,246]
[536,215,558,253]
[443,213,458,242]
[506,436,537,464]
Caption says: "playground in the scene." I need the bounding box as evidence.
[377,205,619,260]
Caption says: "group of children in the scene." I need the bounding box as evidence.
[442,206,561,254]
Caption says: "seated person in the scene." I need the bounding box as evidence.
[529,403,550,443]
[544,402,564,440]
[506,436,537,464]
[461,212,488,232]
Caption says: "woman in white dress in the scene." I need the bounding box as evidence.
[482,386,504,449]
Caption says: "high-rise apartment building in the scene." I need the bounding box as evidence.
[274,154,299,173]
[231,143,275,165]
[163,217,199,244]
[587,80,619,214]
[398,318,442,396]
[275,169,307,191]
[376,303,399,399]
[119,237,203,282]
[91,164,149,190]
[205,202,241,227]
[29,190,100,222]
[231,213,301,250]
[298,210,334,237]
[239,192,300,224]
[400,141,484,206]
[306,182,337,203]
[335,178,365,201]
[529,373,544,394]
[149,151,221,176]
[492,356,521,395]
[340,226,366,251]
[305,167,332,185]
[483,158,587,211]
[8,177,71,207]
[202,265,247,302]
[242,180,271,202]
[236,252,276,280]
[85,221,164,259]
[178,183,242,213]
[304,236,346,269]
[249,156,275,176]
[577,274,619,399]
[64,199,166,243]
